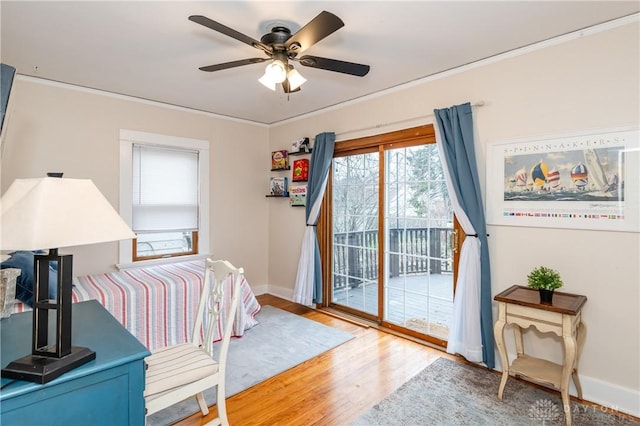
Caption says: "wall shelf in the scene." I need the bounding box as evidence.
[289,149,312,156]
[268,143,310,205]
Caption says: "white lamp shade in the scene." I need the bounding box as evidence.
[265,60,287,83]
[258,72,277,91]
[287,68,307,91]
[1,177,136,250]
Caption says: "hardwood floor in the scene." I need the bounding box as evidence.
[174,294,452,425]
[173,294,639,425]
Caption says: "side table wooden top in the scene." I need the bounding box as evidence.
[494,285,587,315]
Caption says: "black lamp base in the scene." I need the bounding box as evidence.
[1,346,95,384]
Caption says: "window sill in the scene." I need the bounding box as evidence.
[116,253,210,271]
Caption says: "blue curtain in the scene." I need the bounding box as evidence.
[293,132,335,305]
[434,102,495,368]
[1,63,17,133]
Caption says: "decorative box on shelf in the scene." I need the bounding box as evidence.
[292,159,309,182]
[290,185,307,207]
[271,150,289,171]
[290,137,311,155]
[268,176,289,197]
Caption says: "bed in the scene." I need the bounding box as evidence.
[9,259,261,351]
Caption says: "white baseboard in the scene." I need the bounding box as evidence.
[248,283,295,301]
[249,283,269,296]
[497,350,639,418]
[264,284,295,302]
[580,375,640,418]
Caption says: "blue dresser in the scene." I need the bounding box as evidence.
[1,300,150,425]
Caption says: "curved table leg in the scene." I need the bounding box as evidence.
[494,312,509,400]
[572,322,586,400]
[562,328,578,426]
[513,324,524,357]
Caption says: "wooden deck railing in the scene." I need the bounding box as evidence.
[333,228,453,290]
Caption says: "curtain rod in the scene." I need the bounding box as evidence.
[334,101,485,141]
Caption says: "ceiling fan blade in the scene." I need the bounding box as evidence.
[299,55,370,77]
[285,11,344,54]
[199,58,269,72]
[189,15,272,54]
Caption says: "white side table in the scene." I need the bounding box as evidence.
[494,285,587,426]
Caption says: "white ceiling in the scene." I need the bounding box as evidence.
[2,1,638,125]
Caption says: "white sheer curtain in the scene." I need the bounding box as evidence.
[435,120,484,362]
[292,173,329,306]
[293,132,335,306]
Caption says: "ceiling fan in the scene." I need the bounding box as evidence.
[188,11,370,93]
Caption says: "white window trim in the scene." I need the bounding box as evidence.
[118,129,210,269]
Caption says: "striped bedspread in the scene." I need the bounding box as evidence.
[11,260,261,351]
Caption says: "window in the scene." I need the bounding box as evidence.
[319,125,461,347]
[132,144,199,260]
[119,130,209,268]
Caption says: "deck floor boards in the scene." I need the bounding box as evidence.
[332,273,453,338]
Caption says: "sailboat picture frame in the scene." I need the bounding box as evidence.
[486,126,639,232]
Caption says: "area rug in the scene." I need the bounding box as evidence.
[148,305,354,425]
[353,357,636,426]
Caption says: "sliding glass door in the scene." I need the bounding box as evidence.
[383,144,454,341]
[331,152,380,316]
[323,126,458,345]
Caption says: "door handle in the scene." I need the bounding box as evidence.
[451,229,459,254]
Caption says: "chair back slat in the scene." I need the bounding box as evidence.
[192,259,243,359]
[145,258,244,425]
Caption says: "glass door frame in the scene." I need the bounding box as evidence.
[318,125,462,347]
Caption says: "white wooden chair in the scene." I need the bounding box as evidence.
[144,259,244,426]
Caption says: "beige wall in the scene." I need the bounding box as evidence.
[269,21,639,414]
[0,80,271,289]
[1,18,638,416]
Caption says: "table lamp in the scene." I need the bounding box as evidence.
[0,174,136,383]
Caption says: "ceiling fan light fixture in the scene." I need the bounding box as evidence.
[265,59,287,84]
[287,67,306,91]
[191,12,371,96]
[258,72,277,91]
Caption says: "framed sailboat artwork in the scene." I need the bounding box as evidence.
[486,126,639,232]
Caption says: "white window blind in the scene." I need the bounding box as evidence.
[132,144,199,233]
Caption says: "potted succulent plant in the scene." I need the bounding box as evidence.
[527,266,563,304]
